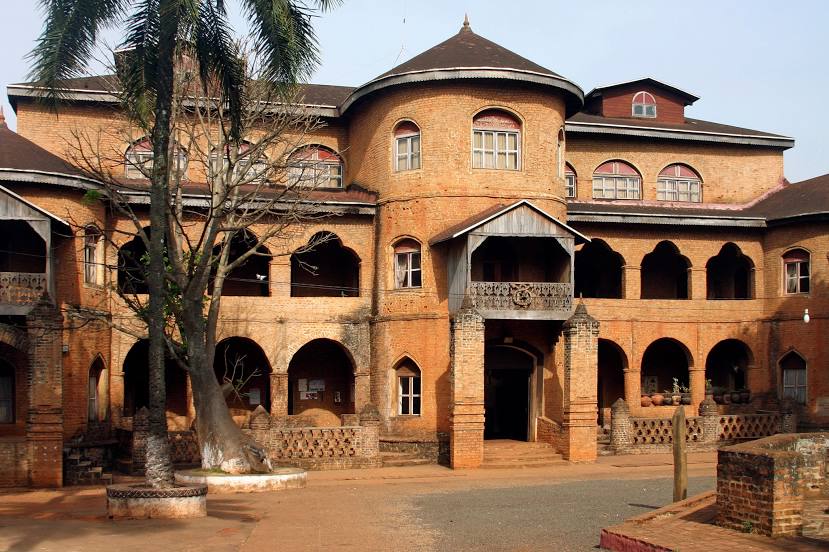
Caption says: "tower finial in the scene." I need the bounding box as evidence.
[462,14,471,31]
[0,105,6,127]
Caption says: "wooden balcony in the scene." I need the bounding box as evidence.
[467,281,573,320]
[0,272,48,313]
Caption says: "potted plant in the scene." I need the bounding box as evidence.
[670,378,682,406]
[739,388,751,403]
[705,379,714,400]
[680,384,692,405]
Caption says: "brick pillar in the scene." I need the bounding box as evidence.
[780,399,797,433]
[623,366,639,407]
[690,267,706,299]
[623,265,640,299]
[689,366,706,406]
[610,398,631,453]
[449,307,485,469]
[699,396,719,445]
[270,373,288,415]
[354,372,370,413]
[26,298,64,487]
[562,302,599,462]
[359,403,381,466]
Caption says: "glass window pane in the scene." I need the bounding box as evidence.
[411,153,421,170]
[400,377,409,394]
[800,262,809,277]
[474,132,482,149]
[801,277,810,293]
[786,263,797,278]
[484,133,494,150]
[401,396,410,415]
[413,377,421,395]
[412,396,421,415]
[396,254,409,288]
[411,270,422,288]
[497,133,506,150]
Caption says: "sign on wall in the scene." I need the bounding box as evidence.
[308,379,325,392]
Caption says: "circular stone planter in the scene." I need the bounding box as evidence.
[174,467,307,494]
[106,483,207,519]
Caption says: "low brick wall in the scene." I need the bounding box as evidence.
[379,433,449,465]
[716,432,829,536]
[244,425,381,470]
[536,416,564,452]
[0,437,28,487]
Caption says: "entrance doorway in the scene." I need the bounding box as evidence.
[484,345,534,441]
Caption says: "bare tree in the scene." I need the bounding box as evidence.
[67,51,339,474]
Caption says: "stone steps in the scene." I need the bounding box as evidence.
[380,451,434,468]
[482,440,566,469]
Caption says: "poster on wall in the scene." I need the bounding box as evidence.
[308,379,325,392]
[299,391,318,400]
[248,388,261,405]
[298,378,308,392]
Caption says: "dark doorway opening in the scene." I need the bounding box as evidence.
[484,346,533,440]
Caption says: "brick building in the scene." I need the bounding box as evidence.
[0,20,825,486]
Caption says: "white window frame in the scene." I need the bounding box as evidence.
[782,365,807,404]
[288,148,343,189]
[395,133,421,172]
[592,175,641,199]
[210,151,269,184]
[398,374,421,415]
[784,256,810,295]
[657,178,701,202]
[394,247,422,289]
[473,129,520,170]
[632,91,657,118]
[125,143,188,179]
[83,227,101,286]
[565,173,577,198]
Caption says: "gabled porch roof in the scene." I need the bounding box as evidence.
[429,200,590,246]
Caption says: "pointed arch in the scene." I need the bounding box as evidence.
[291,231,360,297]
[706,243,754,299]
[393,356,422,416]
[641,241,691,299]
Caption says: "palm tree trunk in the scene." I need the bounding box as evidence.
[143,1,179,489]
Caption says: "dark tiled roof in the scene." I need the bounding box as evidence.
[429,202,508,245]
[0,122,83,176]
[377,23,561,80]
[567,112,790,140]
[749,175,829,221]
[566,200,764,220]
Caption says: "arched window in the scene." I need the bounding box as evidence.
[657,164,702,202]
[592,161,641,200]
[118,228,151,294]
[394,239,422,289]
[575,239,624,298]
[632,91,657,118]
[780,351,807,404]
[783,249,810,294]
[288,145,343,188]
[394,121,421,172]
[0,360,13,423]
[291,232,360,297]
[556,128,565,178]
[706,243,754,299]
[641,241,690,299]
[212,231,271,297]
[564,163,577,198]
[83,225,103,286]
[395,358,421,416]
[210,141,268,184]
[88,358,106,422]
[125,137,188,179]
[472,109,521,170]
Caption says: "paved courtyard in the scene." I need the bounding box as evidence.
[0,453,721,552]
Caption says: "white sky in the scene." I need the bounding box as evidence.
[2,0,827,182]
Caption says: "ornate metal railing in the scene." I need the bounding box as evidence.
[0,272,47,305]
[467,281,572,311]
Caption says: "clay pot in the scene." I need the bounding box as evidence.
[740,390,751,403]
[663,396,673,406]
[641,395,652,407]
[651,393,665,406]
[671,394,682,406]
[731,391,741,403]
[722,393,731,404]
[681,394,692,405]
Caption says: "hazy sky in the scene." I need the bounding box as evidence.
[2,0,827,182]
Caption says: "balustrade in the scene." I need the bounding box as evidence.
[0,272,47,305]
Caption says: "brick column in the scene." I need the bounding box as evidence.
[780,399,797,433]
[270,373,288,415]
[26,298,64,487]
[358,403,381,466]
[449,307,485,469]
[623,265,640,299]
[690,267,706,299]
[562,302,599,462]
[689,366,706,406]
[610,398,631,453]
[354,372,371,413]
[623,366,640,407]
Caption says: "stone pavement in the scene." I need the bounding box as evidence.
[0,452,729,552]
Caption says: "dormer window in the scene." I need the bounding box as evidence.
[473,109,521,170]
[632,91,657,118]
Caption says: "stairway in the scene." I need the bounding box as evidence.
[63,443,114,486]
[380,451,434,467]
[482,440,566,469]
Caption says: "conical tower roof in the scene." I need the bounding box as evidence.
[342,18,583,115]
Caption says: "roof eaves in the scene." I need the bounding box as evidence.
[565,120,794,148]
[585,77,700,103]
[0,183,71,230]
[566,210,767,228]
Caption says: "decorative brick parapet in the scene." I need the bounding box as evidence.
[716,433,829,537]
